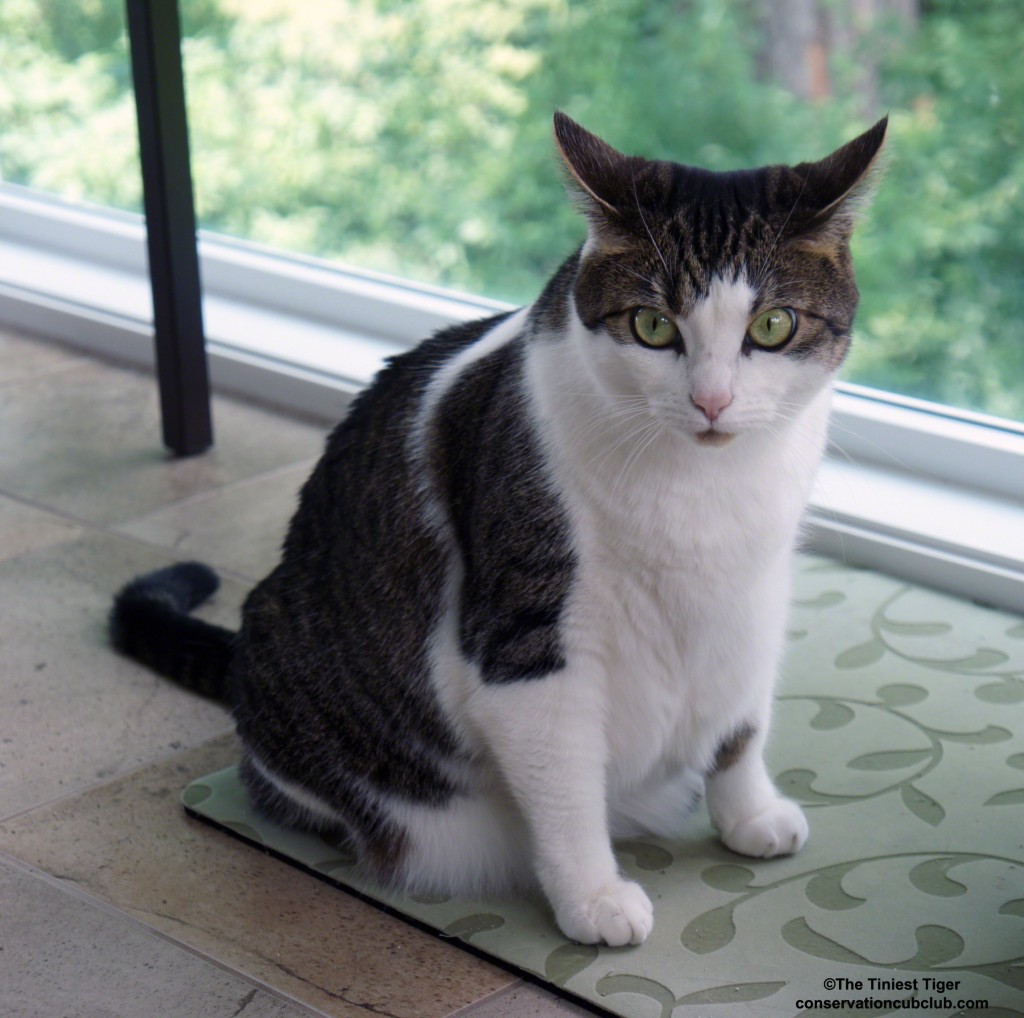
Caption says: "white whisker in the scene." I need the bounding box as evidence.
[631,174,672,285]
[611,419,666,503]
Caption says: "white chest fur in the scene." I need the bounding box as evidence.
[527,330,832,792]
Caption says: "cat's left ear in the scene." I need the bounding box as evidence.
[792,117,889,240]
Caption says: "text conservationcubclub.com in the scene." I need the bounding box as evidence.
[795,976,989,1011]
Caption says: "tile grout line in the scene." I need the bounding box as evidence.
[0,850,333,1018]
[109,453,320,531]
[0,451,319,536]
[0,488,264,587]
[0,486,111,532]
[98,523,264,587]
[442,981,529,1017]
[0,728,238,829]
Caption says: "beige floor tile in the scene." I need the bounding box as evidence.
[0,327,88,384]
[0,857,312,1018]
[0,495,84,562]
[0,738,517,1018]
[116,461,315,581]
[450,984,592,1016]
[0,532,243,820]
[0,358,327,526]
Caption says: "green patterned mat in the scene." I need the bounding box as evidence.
[184,556,1024,1016]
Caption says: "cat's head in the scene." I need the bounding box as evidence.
[553,112,887,447]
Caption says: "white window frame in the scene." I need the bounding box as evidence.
[2,183,1022,613]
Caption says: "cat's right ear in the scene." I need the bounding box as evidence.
[553,112,635,224]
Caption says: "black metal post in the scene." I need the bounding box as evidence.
[125,0,213,456]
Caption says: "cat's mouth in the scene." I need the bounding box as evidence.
[694,429,736,448]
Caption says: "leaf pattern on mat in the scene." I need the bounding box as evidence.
[848,749,933,771]
[181,783,213,808]
[699,864,756,892]
[834,637,886,670]
[781,916,871,965]
[442,913,505,941]
[875,683,928,706]
[596,974,678,1017]
[901,783,946,826]
[617,839,675,871]
[772,683,1011,825]
[312,855,358,875]
[223,820,265,843]
[680,903,738,954]
[804,863,868,911]
[984,789,1024,806]
[908,856,968,897]
[596,973,786,1016]
[675,981,786,1007]
[910,924,965,966]
[544,943,599,987]
[680,853,1024,992]
[975,679,1024,703]
[808,699,855,730]
[828,583,1024,682]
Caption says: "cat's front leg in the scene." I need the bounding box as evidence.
[469,665,653,946]
[704,721,808,859]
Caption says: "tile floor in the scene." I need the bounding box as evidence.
[0,326,587,1017]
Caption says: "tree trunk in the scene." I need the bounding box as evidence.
[750,0,918,116]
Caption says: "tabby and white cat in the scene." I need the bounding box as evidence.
[111,112,886,947]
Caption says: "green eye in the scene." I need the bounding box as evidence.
[630,307,679,349]
[747,307,797,350]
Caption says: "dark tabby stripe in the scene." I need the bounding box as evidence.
[428,334,577,684]
[706,723,757,777]
[238,752,410,875]
[228,314,519,826]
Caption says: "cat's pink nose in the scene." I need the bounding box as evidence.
[691,390,733,423]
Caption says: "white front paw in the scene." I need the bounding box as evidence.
[554,878,654,947]
[720,798,808,859]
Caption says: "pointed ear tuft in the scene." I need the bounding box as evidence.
[793,116,889,238]
[553,112,636,220]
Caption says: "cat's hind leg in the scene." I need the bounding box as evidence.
[609,766,704,840]
[241,748,535,895]
[390,788,535,898]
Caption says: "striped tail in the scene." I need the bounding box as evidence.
[109,562,235,702]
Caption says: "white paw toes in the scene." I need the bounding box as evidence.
[721,798,808,859]
[556,879,654,947]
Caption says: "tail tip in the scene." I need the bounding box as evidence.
[170,561,221,603]
[110,560,222,649]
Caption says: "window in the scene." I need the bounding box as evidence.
[1,1,1022,610]
[3,0,1020,423]
[0,0,139,214]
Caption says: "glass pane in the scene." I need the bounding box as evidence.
[3,0,1021,422]
[0,0,140,212]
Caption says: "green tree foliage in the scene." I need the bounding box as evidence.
[0,0,1020,419]
[849,0,1024,418]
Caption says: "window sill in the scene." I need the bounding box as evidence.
[2,185,1022,614]
[809,458,1024,612]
